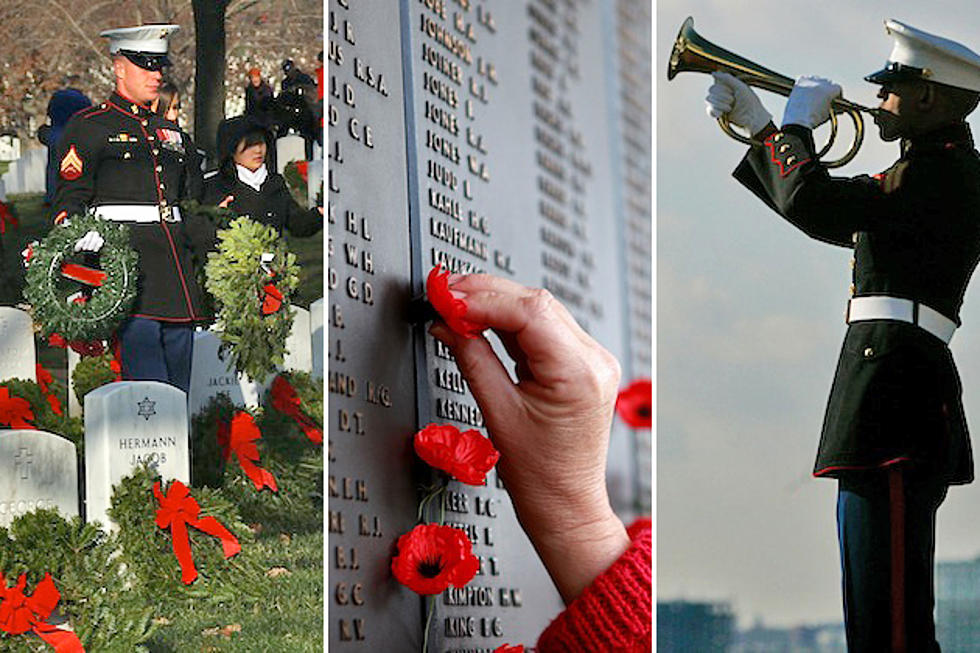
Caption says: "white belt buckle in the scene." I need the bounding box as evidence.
[846,295,956,344]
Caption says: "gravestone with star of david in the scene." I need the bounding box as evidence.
[0,307,36,383]
[84,381,189,528]
[0,430,78,528]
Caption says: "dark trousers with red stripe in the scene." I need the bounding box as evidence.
[837,465,947,652]
[117,317,193,395]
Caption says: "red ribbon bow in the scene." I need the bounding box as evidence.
[270,375,322,444]
[46,333,105,358]
[153,480,242,585]
[60,263,106,288]
[0,387,34,428]
[217,412,278,492]
[0,572,84,652]
[35,364,63,417]
[0,201,18,234]
[295,161,309,183]
[260,283,283,315]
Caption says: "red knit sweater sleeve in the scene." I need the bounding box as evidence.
[535,517,652,652]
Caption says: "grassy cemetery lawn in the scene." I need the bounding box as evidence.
[0,193,324,651]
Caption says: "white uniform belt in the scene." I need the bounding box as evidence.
[846,296,957,344]
[93,205,181,223]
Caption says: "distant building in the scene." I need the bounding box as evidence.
[936,556,980,651]
[658,600,734,652]
[733,621,845,652]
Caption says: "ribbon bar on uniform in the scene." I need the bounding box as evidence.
[846,295,957,344]
[93,204,181,223]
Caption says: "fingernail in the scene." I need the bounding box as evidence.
[449,289,467,300]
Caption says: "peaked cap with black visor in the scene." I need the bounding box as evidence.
[100,24,179,72]
[864,19,980,93]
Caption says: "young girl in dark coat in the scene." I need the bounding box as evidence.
[202,114,321,237]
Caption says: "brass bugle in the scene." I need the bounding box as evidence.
[668,16,880,168]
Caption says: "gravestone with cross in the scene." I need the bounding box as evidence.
[84,380,189,528]
[0,430,79,528]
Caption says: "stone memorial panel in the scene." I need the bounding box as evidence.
[284,306,313,373]
[84,381,190,527]
[328,1,651,649]
[0,430,78,528]
[188,330,261,417]
[0,307,36,383]
[328,0,421,647]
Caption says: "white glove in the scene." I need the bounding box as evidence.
[782,75,842,129]
[705,71,772,136]
[260,252,275,275]
[73,230,104,253]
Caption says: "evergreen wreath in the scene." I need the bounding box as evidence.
[205,217,299,383]
[24,211,138,342]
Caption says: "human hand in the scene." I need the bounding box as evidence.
[428,274,629,603]
[782,75,842,129]
[218,195,235,209]
[705,71,772,135]
[73,230,104,253]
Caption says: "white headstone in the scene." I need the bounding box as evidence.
[0,134,20,162]
[310,298,323,379]
[0,430,78,528]
[284,306,312,373]
[307,160,323,209]
[276,134,306,174]
[0,307,36,383]
[66,348,82,417]
[188,330,261,417]
[84,381,189,528]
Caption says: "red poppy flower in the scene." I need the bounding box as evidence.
[47,333,67,349]
[414,423,500,486]
[426,265,485,339]
[494,645,524,653]
[0,387,33,429]
[615,379,652,429]
[109,359,122,381]
[391,523,480,595]
[296,160,309,183]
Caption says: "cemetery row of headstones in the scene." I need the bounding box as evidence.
[0,298,322,530]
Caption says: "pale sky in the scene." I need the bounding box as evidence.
[657,0,980,628]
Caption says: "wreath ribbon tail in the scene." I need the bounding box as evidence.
[170,519,198,585]
[192,516,242,559]
[238,455,278,492]
[33,623,85,653]
[297,415,323,444]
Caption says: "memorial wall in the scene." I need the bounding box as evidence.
[327,0,651,649]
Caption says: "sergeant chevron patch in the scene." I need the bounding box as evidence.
[60,145,83,181]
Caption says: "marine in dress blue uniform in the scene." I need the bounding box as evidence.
[52,25,206,394]
[706,20,980,652]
